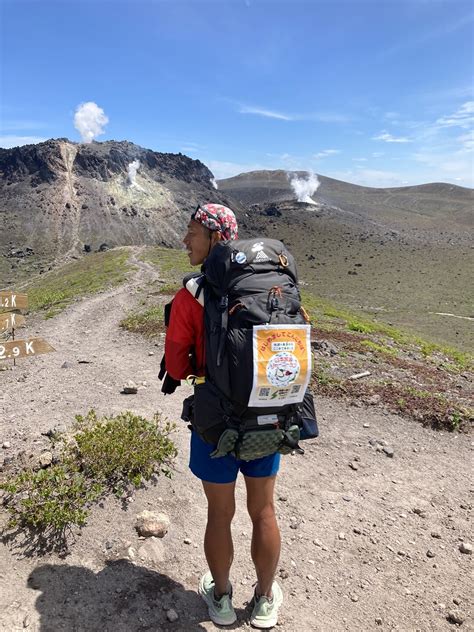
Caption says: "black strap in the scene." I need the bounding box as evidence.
[216,295,228,367]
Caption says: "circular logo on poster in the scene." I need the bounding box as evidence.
[266,352,300,387]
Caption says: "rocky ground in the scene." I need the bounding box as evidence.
[0,252,472,632]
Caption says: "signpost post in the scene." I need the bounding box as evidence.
[0,291,55,365]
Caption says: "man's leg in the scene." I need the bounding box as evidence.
[244,474,281,598]
[201,480,236,597]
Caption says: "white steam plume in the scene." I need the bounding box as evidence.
[289,171,320,204]
[74,101,109,143]
[127,160,141,187]
[211,177,218,190]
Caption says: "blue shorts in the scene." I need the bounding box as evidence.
[189,431,281,484]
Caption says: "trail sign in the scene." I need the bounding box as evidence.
[0,338,55,361]
[0,312,26,333]
[0,291,28,311]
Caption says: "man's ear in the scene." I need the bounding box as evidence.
[210,231,222,246]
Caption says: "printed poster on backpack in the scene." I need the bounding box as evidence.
[248,324,312,407]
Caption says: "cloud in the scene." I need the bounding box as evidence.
[313,149,340,159]
[372,131,412,143]
[435,101,474,130]
[74,101,109,143]
[372,152,385,158]
[0,135,47,148]
[457,131,474,152]
[239,105,293,121]
[352,157,368,162]
[237,103,350,123]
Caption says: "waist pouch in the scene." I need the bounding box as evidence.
[211,425,301,461]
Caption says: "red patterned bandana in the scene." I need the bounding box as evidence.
[192,203,238,241]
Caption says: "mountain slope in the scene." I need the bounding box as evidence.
[0,139,239,263]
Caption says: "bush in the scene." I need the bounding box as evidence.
[0,410,177,536]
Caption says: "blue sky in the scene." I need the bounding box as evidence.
[1,0,473,187]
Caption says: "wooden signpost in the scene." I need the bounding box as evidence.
[0,291,55,364]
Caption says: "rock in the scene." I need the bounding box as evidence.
[183,538,192,545]
[61,361,70,369]
[353,528,362,535]
[447,610,465,625]
[453,598,461,606]
[166,609,179,623]
[375,617,383,625]
[135,510,170,538]
[349,461,359,471]
[363,423,370,428]
[338,532,346,541]
[137,537,166,564]
[431,532,442,539]
[278,495,288,502]
[350,594,359,602]
[122,380,138,394]
[426,550,436,558]
[2,441,11,449]
[459,542,472,554]
[148,351,154,356]
[413,507,427,518]
[383,446,394,458]
[23,614,31,628]
[39,451,53,468]
[279,568,289,579]
[366,394,381,406]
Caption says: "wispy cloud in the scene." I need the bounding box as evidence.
[239,105,294,121]
[457,131,474,152]
[0,135,47,148]
[435,101,474,130]
[313,149,340,159]
[372,131,412,143]
[237,103,350,123]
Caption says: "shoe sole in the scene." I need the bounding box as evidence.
[198,577,237,626]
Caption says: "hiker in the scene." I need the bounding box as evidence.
[164,203,284,628]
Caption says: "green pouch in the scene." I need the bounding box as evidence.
[210,429,239,458]
[236,429,286,461]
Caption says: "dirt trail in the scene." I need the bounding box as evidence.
[0,248,472,632]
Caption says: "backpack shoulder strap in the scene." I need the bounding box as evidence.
[183,273,205,306]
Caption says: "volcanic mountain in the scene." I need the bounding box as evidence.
[0,138,239,262]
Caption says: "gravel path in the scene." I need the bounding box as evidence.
[1,249,472,631]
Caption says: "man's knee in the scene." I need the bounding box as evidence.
[247,500,276,525]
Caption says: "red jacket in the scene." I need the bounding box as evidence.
[165,288,205,380]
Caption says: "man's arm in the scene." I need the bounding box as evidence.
[165,288,200,380]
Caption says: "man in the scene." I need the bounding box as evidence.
[165,203,283,628]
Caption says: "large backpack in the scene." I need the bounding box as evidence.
[184,237,318,460]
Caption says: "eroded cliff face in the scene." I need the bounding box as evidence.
[0,139,239,261]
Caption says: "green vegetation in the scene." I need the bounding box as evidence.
[301,288,472,371]
[26,249,132,317]
[120,305,165,337]
[360,339,398,357]
[140,246,192,285]
[1,410,176,537]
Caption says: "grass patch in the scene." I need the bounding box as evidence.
[141,246,192,280]
[0,410,176,545]
[360,339,398,357]
[120,305,165,337]
[26,249,132,316]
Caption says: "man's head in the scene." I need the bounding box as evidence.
[183,203,238,266]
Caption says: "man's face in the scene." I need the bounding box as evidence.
[183,219,215,266]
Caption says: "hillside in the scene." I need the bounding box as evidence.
[0,139,240,283]
[219,171,474,352]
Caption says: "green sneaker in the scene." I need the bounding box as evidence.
[250,581,283,629]
[198,571,237,626]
